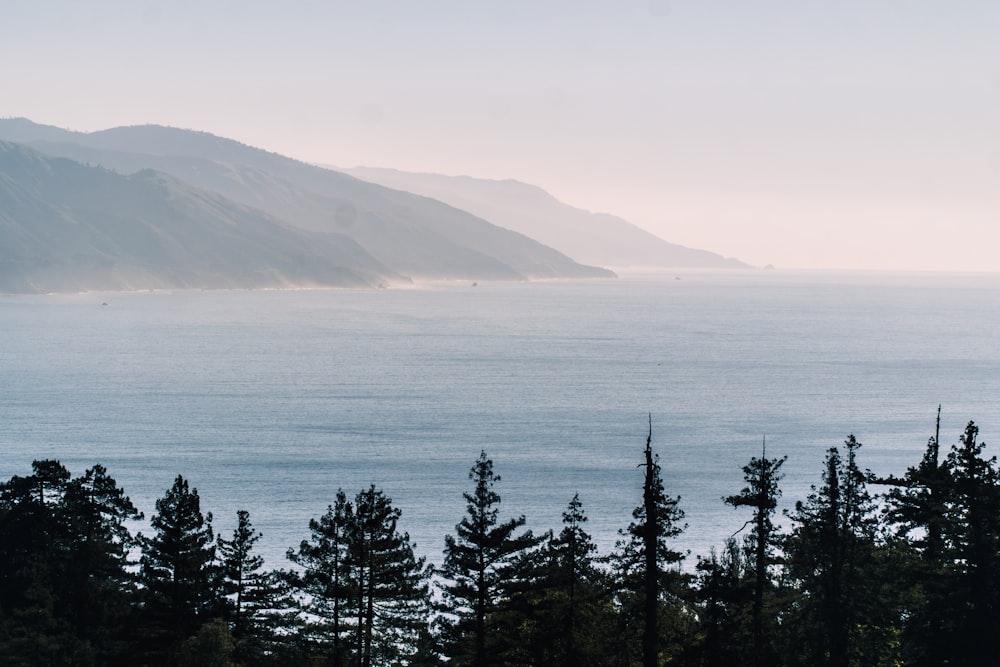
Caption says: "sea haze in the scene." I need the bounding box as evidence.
[3,271,1000,568]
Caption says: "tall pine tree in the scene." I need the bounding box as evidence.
[139,474,218,662]
[724,438,786,667]
[783,436,885,667]
[286,489,356,666]
[218,509,297,665]
[942,421,1000,666]
[438,450,545,666]
[351,485,431,667]
[611,419,688,667]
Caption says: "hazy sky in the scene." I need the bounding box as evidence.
[3,1,998,271]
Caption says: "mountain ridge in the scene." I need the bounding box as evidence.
[344,166,749,269]
[0,141,400,293]
[0,119,614,293]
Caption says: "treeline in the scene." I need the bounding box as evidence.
[2,412,999,666]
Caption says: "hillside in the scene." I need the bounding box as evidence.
[0,142,398,293]
[345,167,748,269]
[0,119,613,286]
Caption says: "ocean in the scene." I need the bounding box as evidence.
[3,270,1000,569]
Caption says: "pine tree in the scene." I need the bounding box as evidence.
[62,464,144,659]
[942,421,1000,665]
[784,436,882,667]
[0,460,86,664]
[692,539,754,667]
[351,485,431,667]
[0,461,142,665]
[286,489,356,666]
[287,487,431,666]
[438,450,545,666]
[519,494,613,666]
[724,438,786,667]
[139,474,218,661]
[611,419,688,667]
[878,408,953,665]
[0,460,72,615]
[218,509,296,664]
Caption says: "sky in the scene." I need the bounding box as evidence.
[2,0,998,271]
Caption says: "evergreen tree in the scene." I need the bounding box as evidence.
[438,450,545,666]
[941,421,1000,665]
[0,460,143,665]
[878,408,954,666]
[783,436,887,667]
[286,489,356,665]
[519,494,613,666]
[139,474,218,662]
[0,460,87,664]
[724,438,786,667]
[0,460,72,617]
[218,509,297,665]
[611,419,688,667]
[351,485,432,667]
[62,464,144,660]
[692,539,754,667]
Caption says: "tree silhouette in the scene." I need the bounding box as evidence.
[139,475,217,660]
[438,450,544,666]
[725,438,786,666]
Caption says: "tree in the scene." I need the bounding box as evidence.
[286,489,356,665]
[62,464,144,658]
[0,460,142,665]
[351,485,431,667]
[218,509,296,664]
[287,486,431,667]
[0,460,73,616]
[177,618,238,667]
[783,436,886,667]
[518,493,613,666]
[724,438,786,667]
[139,475,218,661]
[438,450,545,666]
[0,460,86,664]
[878,408,954,666]
[611,418,688,667]
[692,539,754,667]
[941,421,1000,665]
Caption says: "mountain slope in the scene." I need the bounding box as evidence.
[345,167,748,269]
[0,142,399,293]
[0,119,613,282]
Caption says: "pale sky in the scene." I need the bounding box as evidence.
[3,1,998,271]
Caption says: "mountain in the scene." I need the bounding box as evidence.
[0,141,399,293]
[0,119,613,291]
[344,167,748,269]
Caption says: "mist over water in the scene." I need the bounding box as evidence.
[4,270,1000,568]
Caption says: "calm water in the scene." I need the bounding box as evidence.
[3,270,1000,568]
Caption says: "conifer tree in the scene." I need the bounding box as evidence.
[692,539,753,667]
[519,493,612,666]
[942,421,1000,665]
[286,489,356,665]
[0,460,73,615]
[351,485,431,667]
[438,450,545,666]
[0,461,91,663]
[139,474,218,661]
[218,509,296,664]
[879,408,953,665]
[784,436,881,667]
[724,438,786,667]
[62,464,144,658]
[611,419,687,667]
[287,487,431,666]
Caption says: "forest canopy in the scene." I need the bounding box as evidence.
[1,413,997,666]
